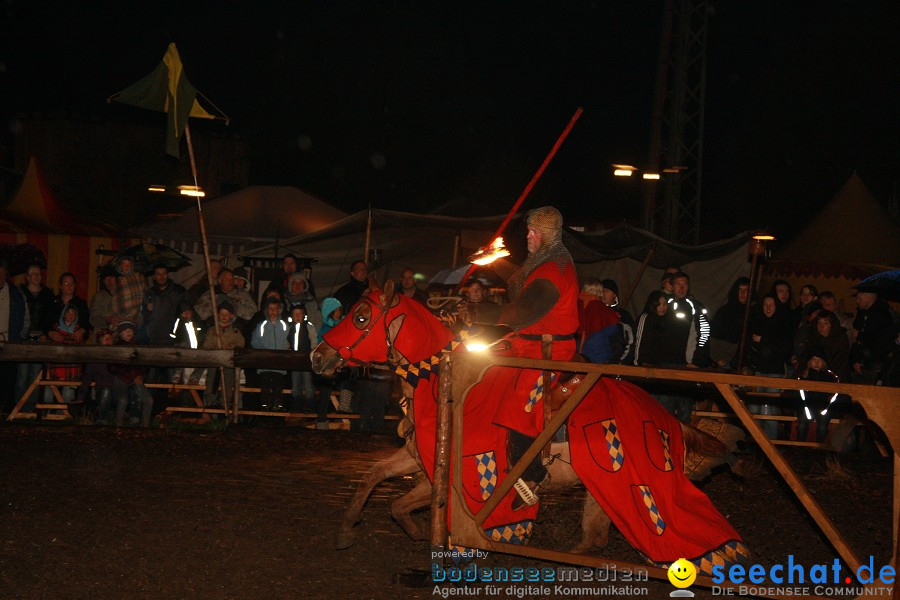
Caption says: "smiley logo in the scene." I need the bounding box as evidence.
[667,558,697,589]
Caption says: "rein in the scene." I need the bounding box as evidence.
[331,296,396,372]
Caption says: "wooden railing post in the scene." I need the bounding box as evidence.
[430,354,452,558]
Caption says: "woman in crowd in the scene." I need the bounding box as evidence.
[747,294,793,439]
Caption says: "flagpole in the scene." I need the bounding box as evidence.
[185,123,230,422]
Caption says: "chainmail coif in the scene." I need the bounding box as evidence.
[507,206,572,302]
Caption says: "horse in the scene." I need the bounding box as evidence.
[312,281,750,570]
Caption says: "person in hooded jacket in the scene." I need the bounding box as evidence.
[794,310,850,443]
[45,304,86,403]
[803,310,850,382]
[284,273,321,334]
[710,277,751,369]
[312,297,345,430]
[747,293,793,439]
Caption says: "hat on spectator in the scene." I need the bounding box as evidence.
[601,279,619,296]
[808,349,827,363]
[116,321,136,334]
[217,300,235,314]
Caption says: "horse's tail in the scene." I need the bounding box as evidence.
[681,422,727,457]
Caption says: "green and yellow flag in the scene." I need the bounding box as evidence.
[109,43,226,157]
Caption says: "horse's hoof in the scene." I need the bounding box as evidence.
[335,531,356,550]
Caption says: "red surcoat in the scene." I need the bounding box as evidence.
[494,257,579,436]
[509,258,580,360]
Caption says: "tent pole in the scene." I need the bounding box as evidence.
[185,123,229,423]
[620,245,655,309]
[736,248,761,372]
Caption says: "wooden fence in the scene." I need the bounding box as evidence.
[434,353,900,600]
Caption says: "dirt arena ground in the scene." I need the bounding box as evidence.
[0,423,892,599]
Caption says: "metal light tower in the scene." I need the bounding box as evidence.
[643,0,711,244]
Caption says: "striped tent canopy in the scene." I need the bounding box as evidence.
[0,157,135,297]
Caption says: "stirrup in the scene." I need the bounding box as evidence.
[513,478,539,507]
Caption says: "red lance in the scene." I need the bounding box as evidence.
[454,106,584,292]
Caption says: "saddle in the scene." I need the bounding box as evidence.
[547,353,588,411]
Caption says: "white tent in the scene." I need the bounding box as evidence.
[134,185,347,287]
[237,209,754,316]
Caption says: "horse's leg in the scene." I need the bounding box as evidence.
[390,477,433,541]
[336,446,422,549]
[570,492,611,554]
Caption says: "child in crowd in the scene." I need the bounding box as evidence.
[796,352,840,443]
[288,303,317,413]
[313,297,344,430]
[76,328,116,422]
[202,301,245,408]
[108,321,153,427]
[45,304,86,403]
[251,297,290,411]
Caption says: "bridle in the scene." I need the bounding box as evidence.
[326,294,399,374]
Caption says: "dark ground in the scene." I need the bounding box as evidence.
[0,422,892,600]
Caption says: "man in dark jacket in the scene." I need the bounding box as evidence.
[653,271,712,422]
[333,260,369,313]
[141,265,193,400]
[850,291,895,385]
[15,265,55,410]
[140,265,192,346]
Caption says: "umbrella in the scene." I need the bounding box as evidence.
[853,269,900,302]
[0,243,47,276]
[428,264,511,287]
[115,243,191,274]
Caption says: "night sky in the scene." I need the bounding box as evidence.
[1,0,898,242]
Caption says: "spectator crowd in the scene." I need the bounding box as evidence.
[1,252,898,442]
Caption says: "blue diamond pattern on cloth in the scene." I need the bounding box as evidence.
[485,520,535,545]
[525,372,557,413]
[638,485,666,535]
[654,540,751,576]
[602,419,625,471]
[475,451,498,500]
[394,339,462,386]
[659,429,674,472]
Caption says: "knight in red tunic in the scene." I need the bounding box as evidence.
[461,206,579,505]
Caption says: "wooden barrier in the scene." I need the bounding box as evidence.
[0,343,401,427]
[436,354,900,600]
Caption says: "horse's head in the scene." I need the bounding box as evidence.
[311,279,454,377]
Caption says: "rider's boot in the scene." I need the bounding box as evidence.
[507,429,550,510]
